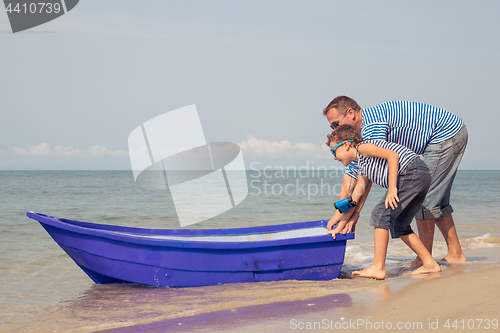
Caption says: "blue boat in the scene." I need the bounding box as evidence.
[27,212,354,288]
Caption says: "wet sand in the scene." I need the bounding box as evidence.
[350,265,500,332]
[100,248,500,332]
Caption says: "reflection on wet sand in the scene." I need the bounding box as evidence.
[54,277,383,332]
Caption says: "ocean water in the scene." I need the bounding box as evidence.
[1,170,499,332]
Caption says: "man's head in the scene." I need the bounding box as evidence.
[323,96,362,131]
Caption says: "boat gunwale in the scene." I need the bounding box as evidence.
[27,212,354,250]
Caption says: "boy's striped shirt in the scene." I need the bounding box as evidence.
[357,140,418,189]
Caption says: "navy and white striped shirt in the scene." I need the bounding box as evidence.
[357,140,418,189]
[344,101,462,178]
[344,160,358,179]
[361,101,463,154]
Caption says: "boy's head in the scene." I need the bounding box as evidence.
[326,125,363,166]
[326,124,363,147]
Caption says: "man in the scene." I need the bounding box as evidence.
[324,96,467,266]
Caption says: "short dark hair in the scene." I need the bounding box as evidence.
[326,124,363,147]
[323,96,361,116]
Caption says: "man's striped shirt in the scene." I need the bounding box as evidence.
[344,160,358,179]
[344,101,462,179]
[361,101,463,154]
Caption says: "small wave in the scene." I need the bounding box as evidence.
[462,234,500,249]
[344,234,500,265]
[344,242,419,265]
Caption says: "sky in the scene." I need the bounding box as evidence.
[1,0,500,170]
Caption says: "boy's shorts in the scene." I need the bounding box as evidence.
[370,157,431,239]
[415,124,468,220]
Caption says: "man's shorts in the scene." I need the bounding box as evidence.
[415,124,468,220]
[370,157,431,239]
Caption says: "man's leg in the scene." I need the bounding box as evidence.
[408,124,468,267]
[400,232,441,275]
[416,218,435,254]
[435,214,466,262]
[411,215,465,267]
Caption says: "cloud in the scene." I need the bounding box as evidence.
[237,135,329,159]
[12,143,128,157]
[10,137,330,162]
[12,142,52,156]
[53,145,82,156]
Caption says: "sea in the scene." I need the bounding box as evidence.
[1,170,500,332]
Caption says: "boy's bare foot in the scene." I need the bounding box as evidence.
[404,257,423,268]
[411,262,441,275]
[352,266,386,280]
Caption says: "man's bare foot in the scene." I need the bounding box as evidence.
[404,257,423,268]
[410,271,442,281]
[411,262,441,275]
[352,266,386,280]
[441,253,467,263]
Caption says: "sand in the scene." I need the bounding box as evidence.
[101,248,500,333]
[352,265,500,332]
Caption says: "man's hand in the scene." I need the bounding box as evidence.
[327,214,340,231]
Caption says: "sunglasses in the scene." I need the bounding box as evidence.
[330,108,350,130]
[330,140,353,157]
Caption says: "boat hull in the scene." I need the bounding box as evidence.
[28,212,354,288]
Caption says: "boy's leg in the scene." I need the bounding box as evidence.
[400,233,441,275]
[353,227,389,280]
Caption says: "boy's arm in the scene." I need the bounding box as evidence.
[341,177,372,233]
[357,143,400,209]
[327,175,372,238]
[327,174,356,230]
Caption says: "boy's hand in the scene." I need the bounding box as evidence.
[385,187,399,209]
[326,228,340,239]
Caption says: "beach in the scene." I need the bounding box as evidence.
[1,171,499,332]
[98,248,500,333]
[4,1,500,331]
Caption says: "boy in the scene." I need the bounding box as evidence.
[326,125,440,279]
